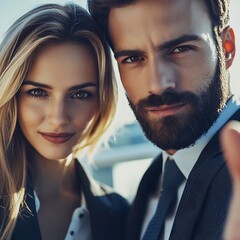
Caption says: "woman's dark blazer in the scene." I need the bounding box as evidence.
[0,159,129,240]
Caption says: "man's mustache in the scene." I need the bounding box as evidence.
[135,91,199,110]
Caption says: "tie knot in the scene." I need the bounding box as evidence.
[162,158,185,190]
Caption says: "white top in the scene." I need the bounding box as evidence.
[34,191,92,240]
[140,96,240,240]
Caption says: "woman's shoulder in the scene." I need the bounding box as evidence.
[90,181,130,225]
[75,159,130,212]
[98,181,130,207]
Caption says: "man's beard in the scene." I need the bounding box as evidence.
[128,62,230,151]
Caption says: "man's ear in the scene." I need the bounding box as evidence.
[221,26,236,69]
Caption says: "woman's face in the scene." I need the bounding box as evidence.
[17,42,99,161]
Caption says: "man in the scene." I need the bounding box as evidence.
[88,0,238,239]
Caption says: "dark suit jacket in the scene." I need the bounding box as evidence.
[0,160,129,240]
[125,110,240,240]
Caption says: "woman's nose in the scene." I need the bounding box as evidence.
[47,97,70,127]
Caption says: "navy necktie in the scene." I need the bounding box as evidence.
[142,158,185,240]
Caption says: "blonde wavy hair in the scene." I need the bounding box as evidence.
[0,3,117,239]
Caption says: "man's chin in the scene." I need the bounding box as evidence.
[137,114,206,150]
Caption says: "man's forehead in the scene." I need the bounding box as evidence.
[108,0,208,25]
[108,0,211,51]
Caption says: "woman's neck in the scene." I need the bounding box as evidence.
[30,153,80,198]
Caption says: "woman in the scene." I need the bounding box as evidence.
[0,3,129,240]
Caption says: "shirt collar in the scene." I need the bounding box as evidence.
[162,96,240,179]
[34,190,88,212]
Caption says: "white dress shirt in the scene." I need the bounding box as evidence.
[34,191,92,240]
[141,96,240,240]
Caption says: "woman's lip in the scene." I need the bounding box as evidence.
[39,132,75,144]
[146,103,187,117]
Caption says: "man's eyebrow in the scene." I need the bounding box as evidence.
[159,34,201,51]
[114,34,201,59]
[22,80,98,90]
[114,50,145,59]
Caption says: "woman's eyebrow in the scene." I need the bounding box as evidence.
[69,82,98,91]
[22,80,98,90]
[22,80,52,89]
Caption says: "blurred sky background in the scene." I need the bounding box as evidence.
[0,0,239,125]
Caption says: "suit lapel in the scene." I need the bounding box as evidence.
[75,160,109,239]
[75,160,127,240]
[11,184,42,240]
[170,147,224,239]
[170,109,240,239]
[125,154,163,240]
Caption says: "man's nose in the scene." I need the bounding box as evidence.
[148,56,176,95]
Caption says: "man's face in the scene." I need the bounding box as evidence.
[108,0,231,152]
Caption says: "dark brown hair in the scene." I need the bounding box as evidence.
[88,0,230,48]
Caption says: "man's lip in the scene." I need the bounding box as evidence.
[39,132,75,144]
[146,103,187,117]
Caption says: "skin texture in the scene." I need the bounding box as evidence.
[17,42,99,240]
[18,42,99,162]
[108,0,234,154]
[221,121,240,240]
[109,0,218,101]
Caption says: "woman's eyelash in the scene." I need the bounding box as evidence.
[26,88,47,98]
[71,90,93,100]
[25,88,94,101]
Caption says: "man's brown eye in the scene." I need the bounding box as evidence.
[124,56,144,63]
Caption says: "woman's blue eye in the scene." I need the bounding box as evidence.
[27,89,47,98]
[71,91,91,100]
